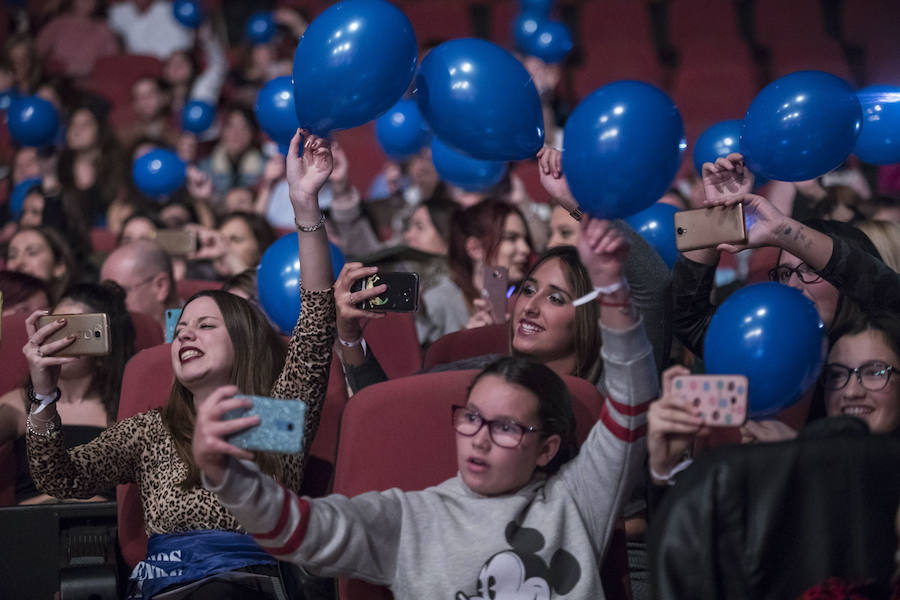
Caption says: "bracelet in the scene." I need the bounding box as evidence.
[572,279,629,307]
[28,387,61,414]
[649,457,694,486]
[569,208,583,222]
[26,411,61,437]
[338,334,363,348]
[295,212,326,233]
[598,295,632,308]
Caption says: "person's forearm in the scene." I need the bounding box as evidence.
[768,217,834,271]
[294,191,333,291]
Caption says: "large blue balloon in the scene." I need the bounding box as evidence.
[246,12,275,44]
[375,98,431,160]
[704,282,825,418]
[181,100,215,133]
[132,149,186,197]
[292,0,417,135]
[563,80,683,219]
[257,233,346,334]
[624,202,679,269]
[431,137,507,192]
[256,76,300,152]
[741,71,862,182]
[520,20,572,64]
[417,38,544,161]
[7,96,60,147]
[854,85,900,165]
[173,0,203,28]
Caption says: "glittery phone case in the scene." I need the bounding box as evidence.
[224,395,307,454]
[673,375,748,427]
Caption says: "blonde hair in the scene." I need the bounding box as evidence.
[855,220,900,273]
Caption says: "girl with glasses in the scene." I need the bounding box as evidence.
[192,218,658,598]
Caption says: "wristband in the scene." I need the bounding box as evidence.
[338,334,363,348]
[649,457,694,486]
[31,387,61,415]
[572,279,629,307]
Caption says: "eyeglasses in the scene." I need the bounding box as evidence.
[822,361,896,391]
[768,264,823,285]
[451,405,542,449]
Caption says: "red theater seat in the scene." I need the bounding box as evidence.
[90,228,118,256]
[422,323,508,371]
[333,370,631,600]
[129,311,164,352]
[362,312,422,379]
[175,279,221,301]
[0,312,30,397]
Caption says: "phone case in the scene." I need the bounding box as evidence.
[154,230,198,256]
[481,266,510,323]
[674,205,747,251]
[165,309,182,344]
[36,313,110,356]
[224,395,307,454]
[351,272,419,312]
[672,375,748,427]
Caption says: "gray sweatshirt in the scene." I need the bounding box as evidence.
[206,319,656,599]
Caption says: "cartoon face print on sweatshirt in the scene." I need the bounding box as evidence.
[455,521,581,600]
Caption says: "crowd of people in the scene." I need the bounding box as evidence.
[0,1,898,599]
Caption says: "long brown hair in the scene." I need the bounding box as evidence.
[161,290,288,489]
[509,246,602,381]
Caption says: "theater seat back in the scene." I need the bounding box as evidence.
[422,324,508,371]
[333,370,629,599]
[0,312,30,396]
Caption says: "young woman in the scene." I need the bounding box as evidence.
[0,282,134,504]
[193,218,657,598]
[24,131,336,599]
[5,226,77,302]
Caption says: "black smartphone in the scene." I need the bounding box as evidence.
[350,271,419,312]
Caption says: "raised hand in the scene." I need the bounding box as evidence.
[576,218,629,287]
[192,385,257,486]
[334,262,386,342]
[186,165,213,201]
[739,419,798,444]
[23,311,77,396]
[287,130,334,203]
[714,193,791,254]
[702,152,754,204]
[536,146,578,214]
[647,365,709,483]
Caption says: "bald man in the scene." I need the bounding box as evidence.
[101,240,181,332]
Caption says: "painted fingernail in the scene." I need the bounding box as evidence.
[57,318,66,324]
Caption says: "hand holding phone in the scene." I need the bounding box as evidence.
[674,205,748,252]
[223,395,307,454]
[672,375,748,427]
[350,271,419,312]
[35,313,111,356]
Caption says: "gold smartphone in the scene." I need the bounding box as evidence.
[674,204,748,252]
[36,313,110,356]
[154,229,198,256]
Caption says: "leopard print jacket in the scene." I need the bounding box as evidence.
[26,287,336,535]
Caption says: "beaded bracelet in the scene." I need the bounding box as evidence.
[295,212,326,233]
[26,411,61,437]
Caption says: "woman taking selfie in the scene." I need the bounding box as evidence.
[192,217,657,598]
[25,131,336,599]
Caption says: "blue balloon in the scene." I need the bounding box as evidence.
[9,177,42,220]
[7,96,60,147]
[417,38,544,161]
[512,13,542,51]
[704,282,825,418]
[520,20,572,64]
[256,76,300,149]
[257,233,346,334]
[173,0,203,28]
[563,80,684,219]
[132,149,186,197]
[375,98,431,159]
[181,100,215,133]
[246,11,275,44]
[520,0,553,17]
[854,85,900,165]
[292,0,417,135]
[431,137,507,192]
[624,202,679,268]
[693,119,768,187]
[741,71,862,182]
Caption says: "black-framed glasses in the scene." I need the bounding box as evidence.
[451,405,542,449]
[768,264,823,285]
[822,361,896,391]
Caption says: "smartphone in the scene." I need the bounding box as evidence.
[350,271,419,312]
[674,204,747,252]
[224,395,307,454]
[154,229,198,256]
[36,313,111,356]
[165,308,182,344]
[481,265,510,323]
[672,374,748,427]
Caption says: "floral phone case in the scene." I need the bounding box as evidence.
[673,375,748,427]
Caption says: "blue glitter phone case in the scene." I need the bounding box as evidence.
[224,395,307,454]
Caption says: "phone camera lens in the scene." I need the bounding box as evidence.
[676,227,686,235]
[94,331,101,338]
[286,423,294,431]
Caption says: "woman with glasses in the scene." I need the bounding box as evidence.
[191,218,658,598]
